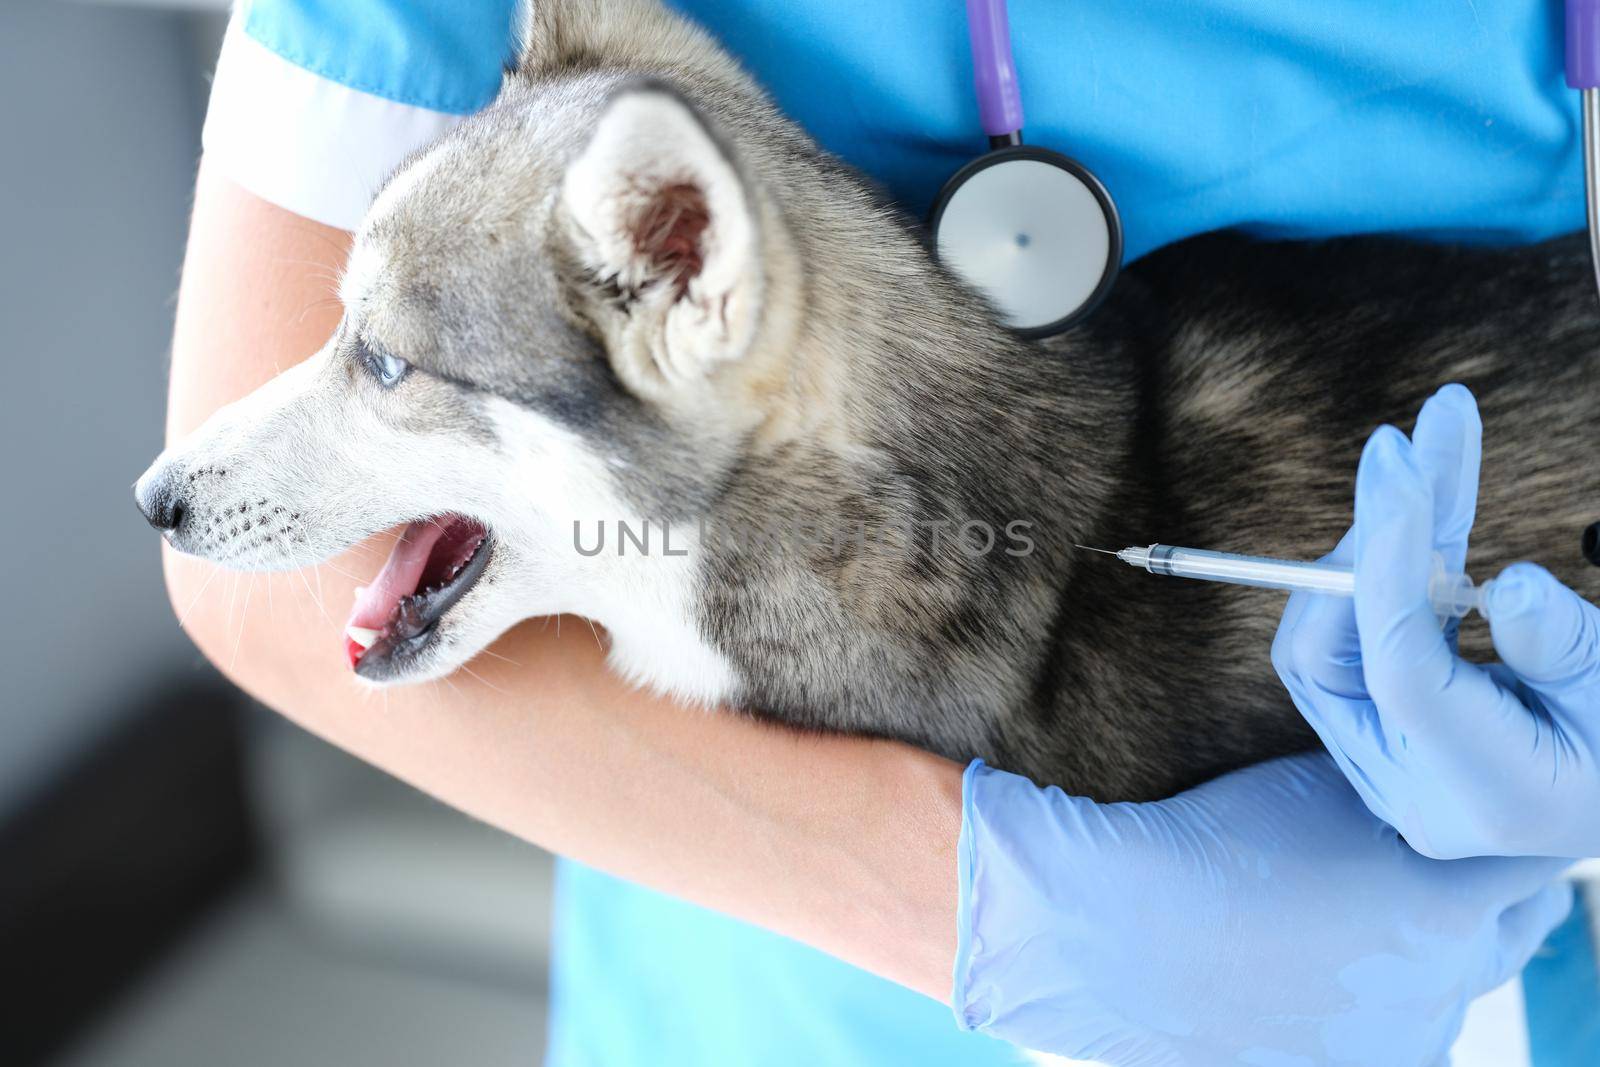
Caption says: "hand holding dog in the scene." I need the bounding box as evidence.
[953,752,1570,1065]
[1274,384,1600,860]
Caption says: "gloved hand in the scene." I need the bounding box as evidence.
[1273,383,1600,860]
[953,752,1571,1066]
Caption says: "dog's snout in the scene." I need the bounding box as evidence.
[135,469,186,533]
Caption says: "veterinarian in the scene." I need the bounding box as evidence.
[169,2,1591,1064]
[1275,382,1600,863]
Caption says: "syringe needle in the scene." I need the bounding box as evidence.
[1072,544,1119,556]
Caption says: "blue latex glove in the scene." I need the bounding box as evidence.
[953,752,1571,1065]
[1274,384,1600,860]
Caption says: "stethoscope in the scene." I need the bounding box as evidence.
[1569,0,1600,305]
[938,0,1600,331]
[930,0,1121,338]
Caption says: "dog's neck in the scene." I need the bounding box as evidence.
[741,194,1141,555]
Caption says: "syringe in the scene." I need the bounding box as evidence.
[1083,543,1491,620]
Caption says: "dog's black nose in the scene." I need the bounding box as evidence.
[135,472,186,533]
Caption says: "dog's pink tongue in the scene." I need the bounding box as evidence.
[343,520,446,667]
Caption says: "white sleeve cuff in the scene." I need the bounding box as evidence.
[201,15,467,231]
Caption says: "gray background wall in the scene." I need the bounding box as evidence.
[2,5,554,1064]
[0,1,215,811]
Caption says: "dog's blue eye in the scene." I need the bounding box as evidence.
[364,347,409,388]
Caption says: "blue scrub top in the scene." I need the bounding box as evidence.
[242,0,1585,259]
[228,2,1587,1064]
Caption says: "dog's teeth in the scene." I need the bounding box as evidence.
[345,625,380,650]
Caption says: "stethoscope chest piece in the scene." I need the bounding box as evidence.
[937,0,1122,338]
[930,144,1121,337]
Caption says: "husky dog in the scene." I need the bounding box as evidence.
[137,0,1600,804]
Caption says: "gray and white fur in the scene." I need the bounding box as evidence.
[138,0,1600,804]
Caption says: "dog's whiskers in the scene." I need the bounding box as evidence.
[223,569,242,643]
[475,645,521,668]
[336,546,383,567]
[293,296,344,327]
[295,565,335,629]
[175,563,223,633]
[459,662,507,695]
[316,559,367,583]
[271,256,344,289]
[230,574,256,671]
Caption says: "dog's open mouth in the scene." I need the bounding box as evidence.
[343,514,493,676]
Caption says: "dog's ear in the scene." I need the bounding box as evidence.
[516,0,695,76]
[561,83,762,380]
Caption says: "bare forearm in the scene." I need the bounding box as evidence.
[163,161,962,998]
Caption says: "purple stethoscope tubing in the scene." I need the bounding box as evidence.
[963,0,1600,314]
[1569,0,1600,303]
[1570,0,1600,87]
[968,0,1025,143]
[933,0,1121,336]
